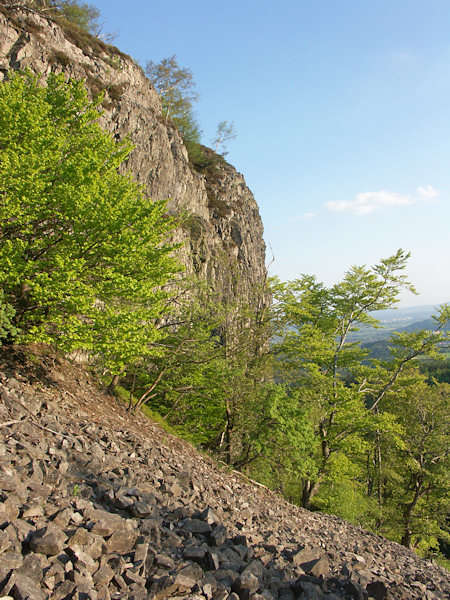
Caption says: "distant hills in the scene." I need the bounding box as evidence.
[350,304,450,360]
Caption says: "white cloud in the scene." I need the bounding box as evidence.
[416,185,440,203]
[325,190,412,216]
[325,185,441,216]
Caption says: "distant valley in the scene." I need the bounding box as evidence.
[349,304,449,343]
[349,304,450,362]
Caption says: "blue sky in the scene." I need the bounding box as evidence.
[93,0,450,307]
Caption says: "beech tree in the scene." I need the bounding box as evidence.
[272,251,449,512]
[0,71,179,373]
[375,381,450,552]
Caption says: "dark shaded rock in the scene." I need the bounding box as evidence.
[184,543,208,561]
[29,525,67,556]
[181,518,213,534]
[367,580,389,599]
[210,525,228,547]
[345,579,369,600]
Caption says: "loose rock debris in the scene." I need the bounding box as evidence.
[0,352,448,599]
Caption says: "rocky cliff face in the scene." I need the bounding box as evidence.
[0,3,267,304]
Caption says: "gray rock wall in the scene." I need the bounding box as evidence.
[0,3,267,304]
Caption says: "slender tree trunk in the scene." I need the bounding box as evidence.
[375,429,384,528]
[302,479,322,508]
[401,477,423,548]
[107,374,120,394]
[127,371,137,411]
[224,399,233,465]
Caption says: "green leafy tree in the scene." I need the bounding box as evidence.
[379,381,449,553]
[272,251,449,512]
[129,272,278,469]
[0,71,179,373]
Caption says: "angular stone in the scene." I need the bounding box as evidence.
[168,481,183,496]
[8,520,35,545]
[122,569,146,586]
[12,574,46,600]
[156,554,175,569]
[291,547,321,566]
[88,517,123,537]
[0,553,24,570]
[132,501,154,518]
[236,571,259,593]
[21,504,44,519]
[150,573,197,600]
[200,507,218,525]
[133,542,149,573]
[242,559,264,578]
[183,543,208,561]
[304,556,330,579]
[66,546,98,575]
[210,525,227,546]
[52,508,73,529]
[0,530,11,553]
[112,494,134,509]
[345,580,369,600]
[92,565,114,587]
[51,580,76,600]
[29,526,67,556]
[106,529,137,554]
[181,518,212,534]
[16,554,47,582]
[177,562,204,581]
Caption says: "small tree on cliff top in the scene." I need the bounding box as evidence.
[145,55,200,139]
[0,71,180,373]
[19,1,101,34]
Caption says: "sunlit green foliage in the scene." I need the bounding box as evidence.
[379,381,450,553]
[0,71,179,372]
